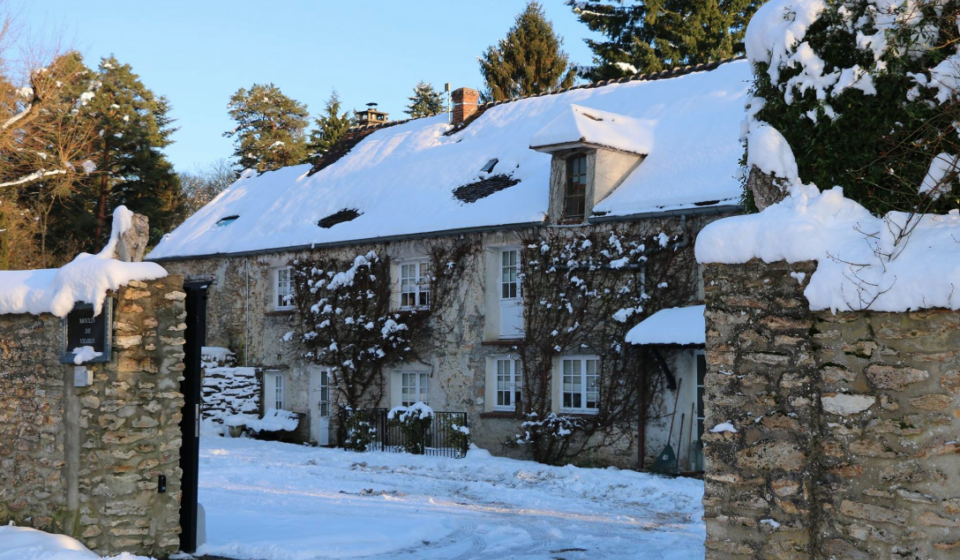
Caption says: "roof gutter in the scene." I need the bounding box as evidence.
[148,204,743,263]
[587,203,742,223]
[147,221,544,263]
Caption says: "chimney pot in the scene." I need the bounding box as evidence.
[451,87,480,125]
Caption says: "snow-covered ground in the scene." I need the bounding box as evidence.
[194,437,705,560]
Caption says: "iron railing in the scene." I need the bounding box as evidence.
[337,408,468,459]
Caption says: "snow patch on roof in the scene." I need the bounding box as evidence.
[529,104,654,155]
[150,61,750,260]
[626,305,706,346]
[0,206,167,317]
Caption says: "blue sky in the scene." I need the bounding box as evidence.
[14,0,601,172]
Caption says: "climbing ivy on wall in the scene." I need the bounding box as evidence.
[514,221,696,465]
[289,239,479,410]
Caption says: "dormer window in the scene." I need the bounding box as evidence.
[216,215,239,228]
[564,155,587,221]
[529,104,651,225]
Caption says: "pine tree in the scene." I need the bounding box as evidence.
[405,81,444,118]
[77,56,185,246]
[569,0,764,80]
[306,90,352,160]
[225,83,309,172]
[479,2,577,102]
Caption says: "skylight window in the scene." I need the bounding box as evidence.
[480,158,499,174]
[216,215,239,227]
[317,208,362,229]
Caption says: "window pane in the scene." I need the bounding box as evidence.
[564,155,587,220]
[697,354,706,385]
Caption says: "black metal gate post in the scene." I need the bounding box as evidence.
[179,282,208,553]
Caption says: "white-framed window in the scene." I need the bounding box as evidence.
[501,249,520,299]
[275,267,295,310]
[401,372,429,406]
[399,261,431,309]
[495,358,522,411]
[265,372,284,410]
[561,356,600,413]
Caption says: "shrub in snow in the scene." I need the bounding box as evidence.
[342,408,378,452]
[744,0,960,215]
[388,402,434,454]
[516,412,584,449]
[445,421,471,454]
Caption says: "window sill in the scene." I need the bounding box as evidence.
[480,410,519,419]
[559,409,599,416]
[265,309,295,317]
[482,339,524,346]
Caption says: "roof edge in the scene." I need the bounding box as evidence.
[149,204,742,263]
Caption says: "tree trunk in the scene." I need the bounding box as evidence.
[94,144,110,243]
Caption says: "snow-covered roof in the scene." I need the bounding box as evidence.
[529,104,654,155]
[626,305,706,346]
[0,207,167,317]
[149,60,750,261]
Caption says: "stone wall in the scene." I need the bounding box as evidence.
[0,314,65,532]
[0,276,185,558]
[703,259,960,559]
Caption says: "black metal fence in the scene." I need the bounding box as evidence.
[337,408,469,459]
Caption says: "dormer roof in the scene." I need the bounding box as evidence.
[529,104,654,155]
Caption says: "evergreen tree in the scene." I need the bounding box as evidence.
[306,90,352,160]
[225,83,309,172]
[569,0,764,80]
[479,2,577,102]
[78,56,185,246]
[404,81,444,118]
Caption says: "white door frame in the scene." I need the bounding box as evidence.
[308,367,331,446]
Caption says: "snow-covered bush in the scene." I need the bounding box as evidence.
[516,412,583,449]
[744,0,960,214]
[704,0,960,312]
[445,421,471,453]
[342,408,378,452]
[388,402,434,454]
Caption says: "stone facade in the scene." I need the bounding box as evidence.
[703,259,960,559]
[0,276,185,558]
[160,212,724,469]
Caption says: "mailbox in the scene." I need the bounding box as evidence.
[60,299,112,365]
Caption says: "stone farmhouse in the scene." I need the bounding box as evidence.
[147,58,751,468]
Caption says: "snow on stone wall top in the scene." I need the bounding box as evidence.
[148,61,750,260]
[529,104,654,155]
[626,305,706,346]
[696,185,960,313]
[0,206,167,317]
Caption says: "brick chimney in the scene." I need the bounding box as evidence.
[451,87,479,125]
